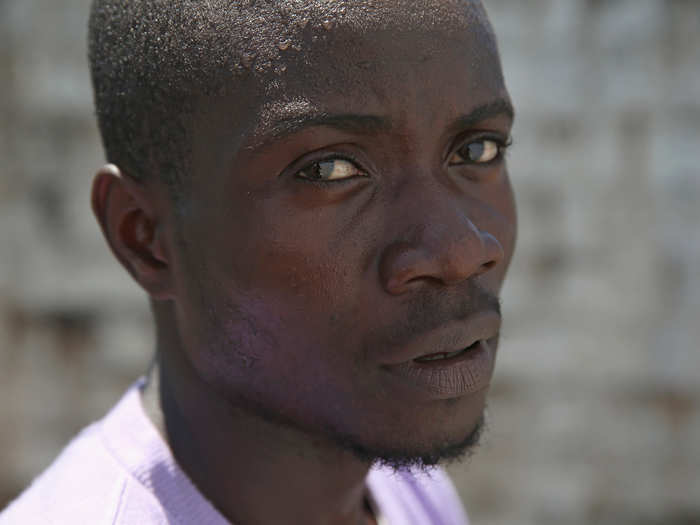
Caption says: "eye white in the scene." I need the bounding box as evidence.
[299,158,364,181]
[318,159,360,180]
[450,139,501,165]
[474,140,500,163]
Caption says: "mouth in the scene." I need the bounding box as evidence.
[383,337,496,399]
[413,339,483,364]
[380,310,501,366]
[377,311,501,399]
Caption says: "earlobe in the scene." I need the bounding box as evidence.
[91,164,174,300]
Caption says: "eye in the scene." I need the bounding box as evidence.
[296,158,367,182]
[448,138,506,166]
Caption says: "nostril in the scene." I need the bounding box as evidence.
[482,260,497,272]
[474,257,499,277]
[379,224,504,293]
[479,232,504,274]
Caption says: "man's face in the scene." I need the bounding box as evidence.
[166,4,516,467]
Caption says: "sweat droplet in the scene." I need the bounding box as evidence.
[322,19,334,31]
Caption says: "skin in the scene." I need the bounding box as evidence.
[91,3,516,524]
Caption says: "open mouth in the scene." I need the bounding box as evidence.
[413,340,482,363]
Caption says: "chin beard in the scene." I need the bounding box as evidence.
[332,415,486,472]
[225,385,487,472]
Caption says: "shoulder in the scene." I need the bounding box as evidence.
[0,423,132,525]
[0,387,169,525]
[367,465,469,525]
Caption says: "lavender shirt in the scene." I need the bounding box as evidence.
[0,381,469,524]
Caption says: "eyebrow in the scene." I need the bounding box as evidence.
[245,97,514,151]
[446,98,515,135]
[246,113,391,151]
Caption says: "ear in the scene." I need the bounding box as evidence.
[91,164,174,300]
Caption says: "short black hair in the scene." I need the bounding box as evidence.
[88,0,304,194]
[87,0,485,195]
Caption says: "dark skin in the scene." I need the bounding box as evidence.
[92,8,516,525]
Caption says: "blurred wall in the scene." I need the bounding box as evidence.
[1,1,699,524]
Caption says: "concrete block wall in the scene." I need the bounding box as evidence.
[449,2,700,524]
[1,1,698,523]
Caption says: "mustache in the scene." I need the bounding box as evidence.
[370,279,501,350]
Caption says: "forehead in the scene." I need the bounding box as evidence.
[254,36,506,144]
[247,0,495,88]
[203,1,503,137]
[186,0,507,170]
[217,0,491,65]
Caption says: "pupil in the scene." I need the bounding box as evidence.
[467,142,484,161]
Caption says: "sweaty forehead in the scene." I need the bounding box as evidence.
[201,2,496,126]
[184,0,502,162]
[179,0,491,80]
[278,0,488,36]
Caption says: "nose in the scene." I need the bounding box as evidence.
[378,191,504,295]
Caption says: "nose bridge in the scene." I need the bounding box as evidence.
[379,178,503,294]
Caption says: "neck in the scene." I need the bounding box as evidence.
[141,314,374,525]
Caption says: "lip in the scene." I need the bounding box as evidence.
[382,338,496,399]
[380,311,500,400]
[380,311,501,365]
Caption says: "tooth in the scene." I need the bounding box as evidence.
[418,353,447,362]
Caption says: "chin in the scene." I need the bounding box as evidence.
[334,413,486,472]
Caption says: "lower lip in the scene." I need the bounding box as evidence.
[382,340,495,400]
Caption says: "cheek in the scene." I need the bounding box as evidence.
[499,175,518,263]
[197,288,364,428]
[484,172,517,251]
[191,217,362,367]
[240,195,368,306]
[179,180,372,343]
[468,176,516,291]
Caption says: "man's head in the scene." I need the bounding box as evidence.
[89,0,516,469]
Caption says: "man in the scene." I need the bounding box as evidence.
[1,0,516,523]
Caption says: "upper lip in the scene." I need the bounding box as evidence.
[381,310,501,365]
